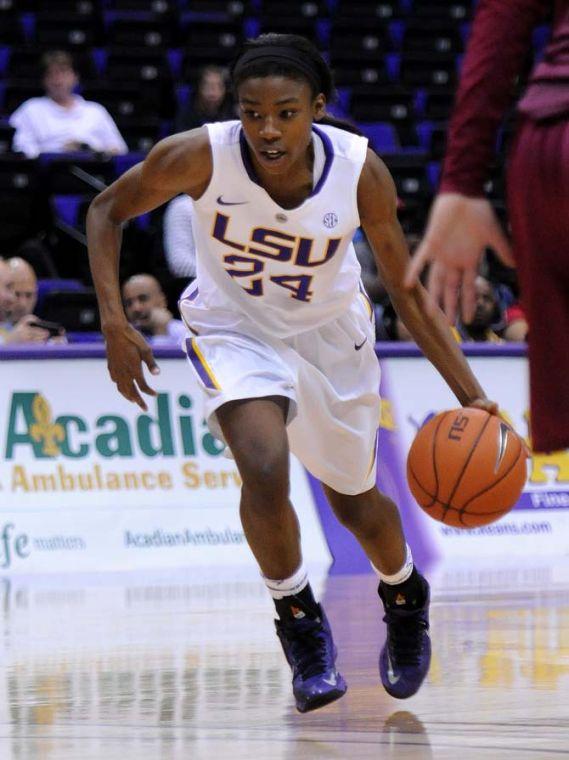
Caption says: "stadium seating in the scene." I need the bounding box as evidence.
[0,0,536,290]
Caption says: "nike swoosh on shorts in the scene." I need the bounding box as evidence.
[217,195,249,206]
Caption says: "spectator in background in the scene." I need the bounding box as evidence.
[175,65,234,133]
[504,301,529,341]
[163,195,197,279]
[353,232,424,340]
[454,275,504,342]
[10,51,128,159]
[377,235,425,341]
[122,274,186,344]
[0,259,15,336]
[353,230,386,305]
[0,258,49,344]
[7,257,38,322]
[388,274,504,343]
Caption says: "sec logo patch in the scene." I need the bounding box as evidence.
[323,212,338,228]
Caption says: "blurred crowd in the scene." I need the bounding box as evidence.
[0,45,527,347]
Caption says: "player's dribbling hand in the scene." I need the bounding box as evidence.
[468,398,531,458]
[467,397,499,416]
[403,193,515,324]
[104,323,160,411]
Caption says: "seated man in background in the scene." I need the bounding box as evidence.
[0,258,50,344]
[454,275,504,343]
[8,256,66,341]
[10,50,128,159]
[0,259,15,338]
[8,257,38,322]
[388,274,505,343]
[122,274,186,344]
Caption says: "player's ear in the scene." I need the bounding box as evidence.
[313,93,326,121]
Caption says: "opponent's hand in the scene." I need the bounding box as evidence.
[404,193,515,324]
[104,323,160,411]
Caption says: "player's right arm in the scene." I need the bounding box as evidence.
[86,128,212,410]
[358,148,497,415]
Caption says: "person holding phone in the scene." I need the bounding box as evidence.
[0,258,64,344]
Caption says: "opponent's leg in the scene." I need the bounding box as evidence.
[324,484,431,699]
[217,397,346,712]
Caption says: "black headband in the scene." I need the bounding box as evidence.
[232,46,323,93]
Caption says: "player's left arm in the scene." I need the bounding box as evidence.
[358,148,496,413]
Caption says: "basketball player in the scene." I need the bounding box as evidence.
[405,0,568,454]
[87,34,497,712]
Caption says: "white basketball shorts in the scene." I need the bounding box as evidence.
[179,289,380,495]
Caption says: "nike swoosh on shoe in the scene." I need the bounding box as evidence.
[386,653,401,685]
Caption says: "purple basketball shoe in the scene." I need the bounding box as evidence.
[275,604,347,713]
[378,575,431,699]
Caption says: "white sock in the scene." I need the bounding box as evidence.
[263,561,308,600]
[372,544,414,585]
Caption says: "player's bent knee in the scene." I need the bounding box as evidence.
[238,447,290,500]
[325,486,387,530]
[332,500,367,530]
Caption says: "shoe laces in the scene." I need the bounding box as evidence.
[282,617,332,680]
[383,609,428,667]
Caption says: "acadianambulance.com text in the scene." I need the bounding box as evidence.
[125,528,246,548]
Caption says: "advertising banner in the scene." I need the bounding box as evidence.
[0,356,332,573]
[2,346,567,575]
[380,353,569,559]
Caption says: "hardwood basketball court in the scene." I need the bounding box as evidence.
[0,560,567,759]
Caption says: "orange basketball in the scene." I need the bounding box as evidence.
[406,408,528,528]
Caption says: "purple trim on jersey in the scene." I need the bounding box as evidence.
[238,126,334,200]
[185,338,217,390]
[178,285,199,335]
[239,130,259,185]
[311,125,334,196]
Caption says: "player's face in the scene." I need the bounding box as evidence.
[238,76,326,177]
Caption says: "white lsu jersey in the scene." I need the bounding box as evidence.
[181,120,369,338]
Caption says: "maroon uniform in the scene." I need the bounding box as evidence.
[440,0,569,452]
